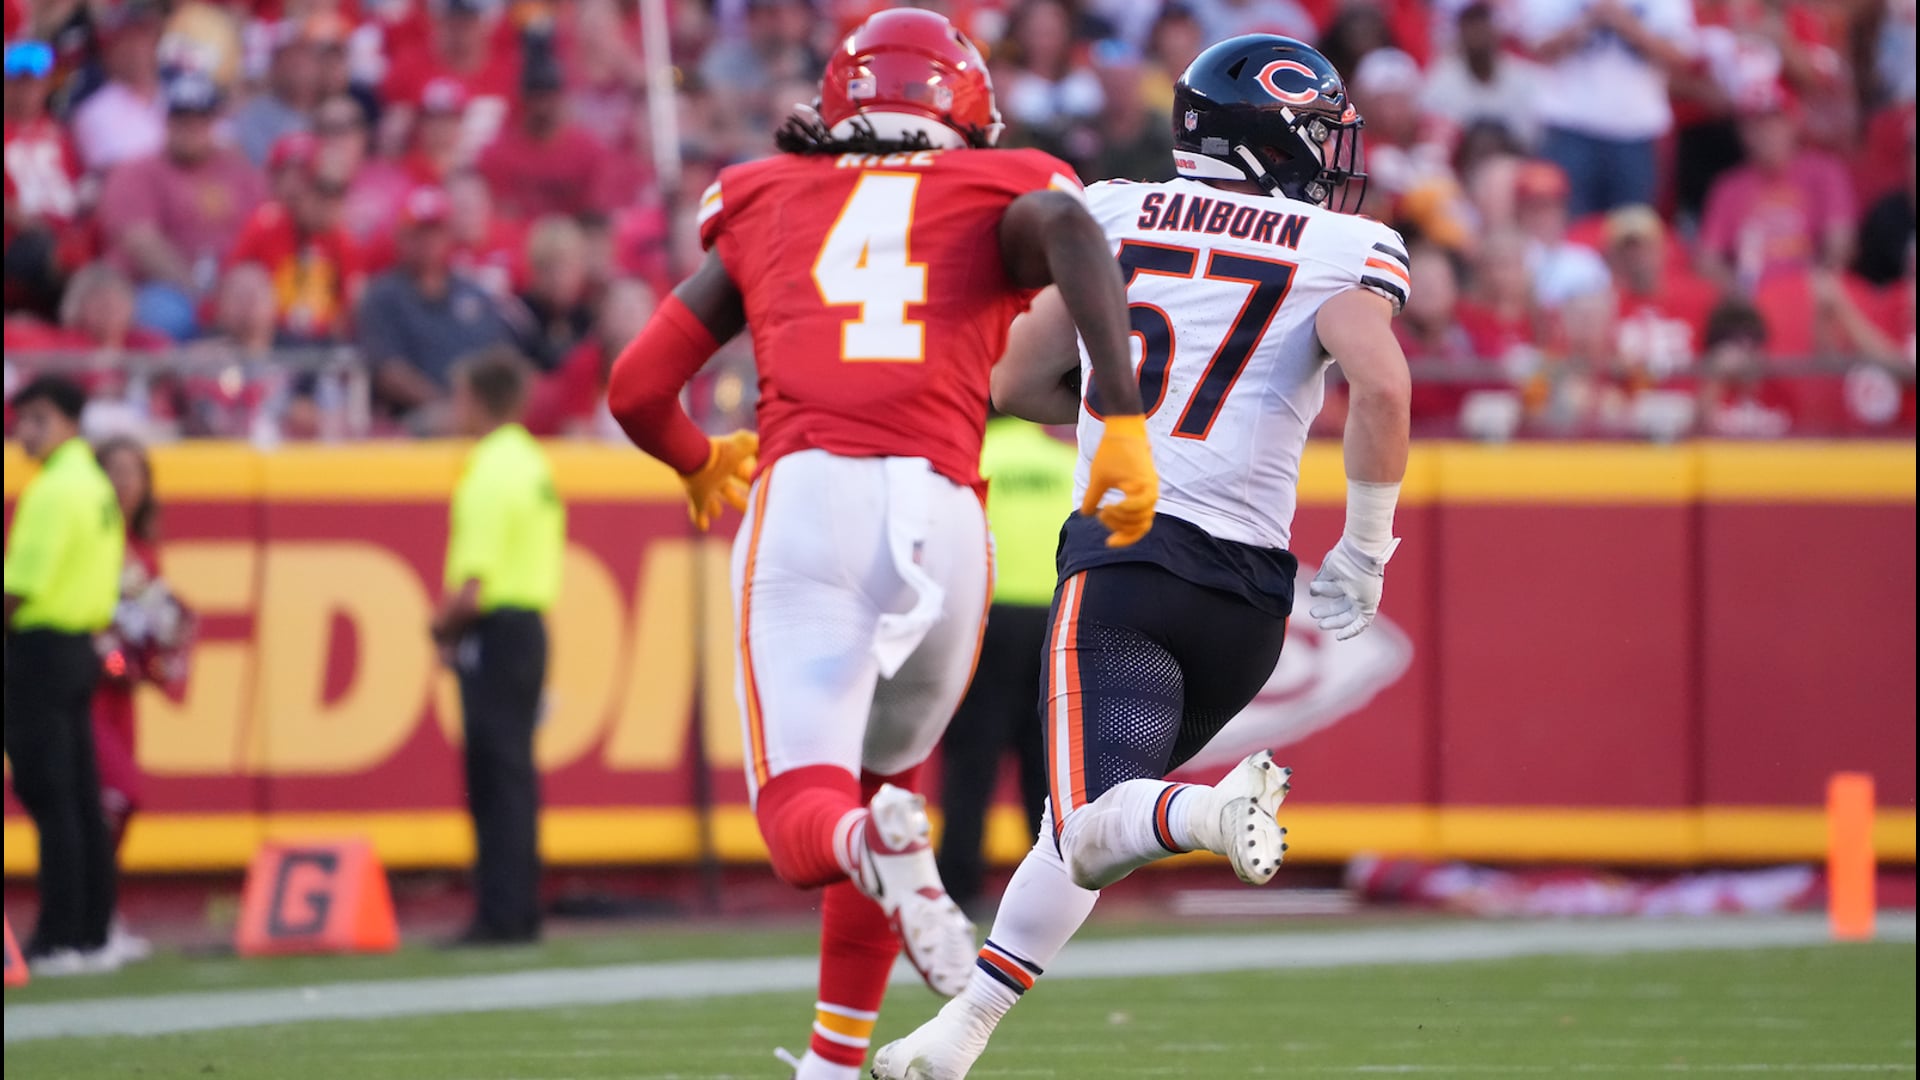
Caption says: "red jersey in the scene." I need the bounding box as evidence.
[699,147,1081,489]
[228,202,364,339]
[3,117,85,229]
[1614,272,1722,386]
[478,122,619,221]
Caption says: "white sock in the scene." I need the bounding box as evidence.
[793,1051,859,1080]
[1056,779,1207,890]
[1172,781,1231,854]
[961,803,1101,1025]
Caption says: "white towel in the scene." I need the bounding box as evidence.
[871,457,947,679]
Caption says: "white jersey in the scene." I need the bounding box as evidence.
[1072,178,1410,552]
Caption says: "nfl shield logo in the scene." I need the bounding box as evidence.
[1184,109,1199,131]
[849,76,877,100]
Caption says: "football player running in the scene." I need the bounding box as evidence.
[606,11,1158,1080]
[873,35,1412,1080]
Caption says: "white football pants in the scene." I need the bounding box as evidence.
[730,449,993,804]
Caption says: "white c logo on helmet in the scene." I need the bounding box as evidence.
[1255,59,1320,106]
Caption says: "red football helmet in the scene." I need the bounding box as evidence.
[818,9,1002,149]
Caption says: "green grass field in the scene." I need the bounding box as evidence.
[4,920,1914,1079]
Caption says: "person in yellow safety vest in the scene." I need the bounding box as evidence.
[935,415,1079,913]
[431,347,566,946]
[3,375,127,976]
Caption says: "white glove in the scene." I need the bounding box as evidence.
[1308,536,1400,641]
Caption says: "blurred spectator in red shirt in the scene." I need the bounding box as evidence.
[231,16,329,166]
[1697,298,1795,436]
[1423,1,1543,151]
[559,0,643,149]
[525,275,655,437]
[96,72,268,340]
[228,138,363,342]
[1672,0,1844,220]
[507,214,594,372]
[406,76,475,182]
[478,41,617,221]
[1604,205,1723,386]
[1513,160,1611,309]
[1395,243,1502,433]
[448,169,524,297]
[1853,116,1915,287]
[5,41,91,317]
[1457,227,1543,368]
[1812,267,1916,429]
[71,0,169,173]
[381,0,519,162]
[346,77,469,241]
[1855,102,1915,206]
[1700,87,1857,290]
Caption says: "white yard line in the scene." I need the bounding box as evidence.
[3,912,1913,1044]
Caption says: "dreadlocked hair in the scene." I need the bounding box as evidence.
[774,110,973,155]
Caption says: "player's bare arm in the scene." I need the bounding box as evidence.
[992,285,1079,425]
[1310,286,1412,641]
[998,190,1159,546]
[997,191,1137,418]
[606,250,757,531]
[1318,288,1410,486]
[671,250,748,343]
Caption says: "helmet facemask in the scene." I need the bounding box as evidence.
[1235,109,1369,212]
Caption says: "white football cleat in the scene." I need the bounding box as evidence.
[870,997,996,1080]
[1208,750,1292,886]
[106,917,153,965]
[29,946,121,977]
[856,784,975,997]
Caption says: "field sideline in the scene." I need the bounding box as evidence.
[3,914,1915,1078]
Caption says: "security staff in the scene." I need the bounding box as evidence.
[430,348,565,945]
[935,416,1079,911]
[3,376,126,973]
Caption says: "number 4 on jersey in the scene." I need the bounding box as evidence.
[812,173,928,362]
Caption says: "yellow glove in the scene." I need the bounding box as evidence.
[681,430,759,531]
[1081,414,1158,547]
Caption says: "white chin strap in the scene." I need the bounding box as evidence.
[830,111,970,149]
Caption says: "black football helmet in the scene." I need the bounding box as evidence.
[1171,35,1367,212]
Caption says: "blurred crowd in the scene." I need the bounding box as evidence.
[2,0,1915,439]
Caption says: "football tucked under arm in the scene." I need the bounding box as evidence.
[993,285,1082,425]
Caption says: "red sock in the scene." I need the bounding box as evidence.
[799,766,929,1069]
[756,766,864,889]
[807,881,899,1068]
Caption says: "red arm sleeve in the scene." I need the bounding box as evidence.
[607,293,721,475]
